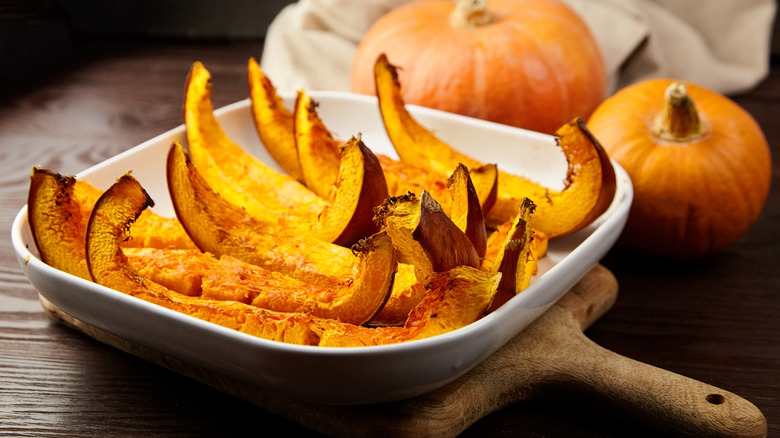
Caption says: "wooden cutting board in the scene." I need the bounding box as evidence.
[40,264,766,437]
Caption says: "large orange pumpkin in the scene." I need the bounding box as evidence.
[350,0,607,134]
[587,79,772,259]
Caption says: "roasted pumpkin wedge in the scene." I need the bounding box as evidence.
[185,61,326,225]
[126,211,199,251]
[447,163,488,259]
[493,199,537,290]
[466,163,498,215]
[167,141,394,288]
[374,53,616,238]
[124,229,396,327]
[28,167,93,280]
[319,266,501,347]
[482,198,540,312]
[484,219,548,281]
[293,89,342,199]
[311,134,388,245]
[27,167,196,280]
[247,57,302,180]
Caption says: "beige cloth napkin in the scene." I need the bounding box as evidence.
[260,0,776,96]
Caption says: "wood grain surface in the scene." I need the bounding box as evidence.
[1,39,779,437]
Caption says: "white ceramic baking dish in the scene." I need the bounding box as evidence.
[12,91,632,405]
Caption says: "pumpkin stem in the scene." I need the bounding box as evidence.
[450,0,492,28]
[653,81,707,142]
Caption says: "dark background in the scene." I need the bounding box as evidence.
[1,0,293,98]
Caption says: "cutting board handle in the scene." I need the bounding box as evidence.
[521,308,768,438]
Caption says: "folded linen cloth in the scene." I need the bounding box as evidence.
[260,0,775,96]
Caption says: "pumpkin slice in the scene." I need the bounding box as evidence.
[28,167,93,280]
[167,141,366,287]
[185,61,326,225]
[125,229,396,327]
[293,89,343,199]
[27,167,196,280]
[492,198,537,293]
[85,173,330,346]
[468,163,499,214]
[319,266,501,347]
[484,219,548,278]
[247,57,303,180]
[309,134,388,245]
[447,163,488,259]
[486,198,537,309]
[362,169,487,327]
[374,53,616,238]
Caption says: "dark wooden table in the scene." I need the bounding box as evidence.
[1,39,778,437]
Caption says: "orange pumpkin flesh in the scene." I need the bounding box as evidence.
[491,198,537,294]
[247,57,303,181]
[587,79,772,258]
[367,262,425,327]
[378,155,451,206]
[185,61,327,225]
[373,53,616,238]
[28,168,92,280]
[316,134,390,245]
[447,163,488,259]
[351,0,606,134]
[125,233,397,327]
[294,89,342,199]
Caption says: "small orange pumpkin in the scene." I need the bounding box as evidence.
[350,0,606,134]
[587,79,772,259]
